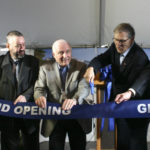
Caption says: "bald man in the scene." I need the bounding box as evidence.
[34,39,91,150]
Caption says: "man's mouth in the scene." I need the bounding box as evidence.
[18,50,25,54]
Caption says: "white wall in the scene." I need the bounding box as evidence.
[0,0,100,47]
[100,0,150,48]
[1,0,150,48]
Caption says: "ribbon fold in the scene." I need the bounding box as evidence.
[100,65,114,131]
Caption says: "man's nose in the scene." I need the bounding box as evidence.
[63,52,67,57]
[20,44,25,50]
[117,42,123,46]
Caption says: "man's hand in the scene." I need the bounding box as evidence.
[35,96,47,108]
[115,90,133,104]
[62,99,77,110]
[14,95,27,105]
[84,67,95,83]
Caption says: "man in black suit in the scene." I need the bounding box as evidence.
[0,31,39,150]
[84,23,149,150]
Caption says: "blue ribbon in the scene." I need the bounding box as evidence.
[0,99,150,119]
[89,81,94,95]
[99,65,114,131]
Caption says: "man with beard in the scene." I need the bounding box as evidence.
[84,23,149,150]
[34,39,91,150]
[0,31,39,150]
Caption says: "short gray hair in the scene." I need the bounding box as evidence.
[113,23,135,39]
[6,30,24,43]
[52,39,71,53]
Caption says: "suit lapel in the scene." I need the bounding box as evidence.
[1,53,16,86]
[115,51,120,66]
[3,64,16,85]
[53,62,62,89]
[18,60,30,87]
[65,60,74,89]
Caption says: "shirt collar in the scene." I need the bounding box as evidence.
[57,63,70,70]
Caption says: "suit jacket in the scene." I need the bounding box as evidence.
[0,52,39,132]
[89,42,149,100]
[130,63,150,98]
[34,58,91,137]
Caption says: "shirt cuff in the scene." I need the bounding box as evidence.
[128,88,136,97]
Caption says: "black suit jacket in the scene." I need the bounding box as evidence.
[89,42,149,100]
[130,63,150,98]
[0,52,39,132]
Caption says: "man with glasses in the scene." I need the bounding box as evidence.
[84,23,149,150]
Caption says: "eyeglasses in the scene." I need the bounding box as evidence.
[113,38,129,43]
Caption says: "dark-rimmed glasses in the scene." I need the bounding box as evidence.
[113,38,129,43]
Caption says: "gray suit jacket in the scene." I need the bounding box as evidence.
[34,58,91,137]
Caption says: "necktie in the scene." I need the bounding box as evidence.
[13,61,20,83]
[60,67,67,90]
[120,54,125,65]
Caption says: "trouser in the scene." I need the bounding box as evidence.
[49,119,86,150]
[1,118,39,150]
[116,118,149,150]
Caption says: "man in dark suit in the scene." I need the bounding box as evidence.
[84,23,149,150]
[0,31,39,150]
[34,39,91,150]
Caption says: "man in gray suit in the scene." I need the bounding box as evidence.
[34,39,91,150]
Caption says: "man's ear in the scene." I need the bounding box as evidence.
[52,52,55,57]
[6,43,9,49]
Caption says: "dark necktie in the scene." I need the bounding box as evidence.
[13,61,20,83]
[60,67,67,90]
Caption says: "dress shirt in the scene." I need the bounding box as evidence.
[120,54,125,64]
[120,48,130,64]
